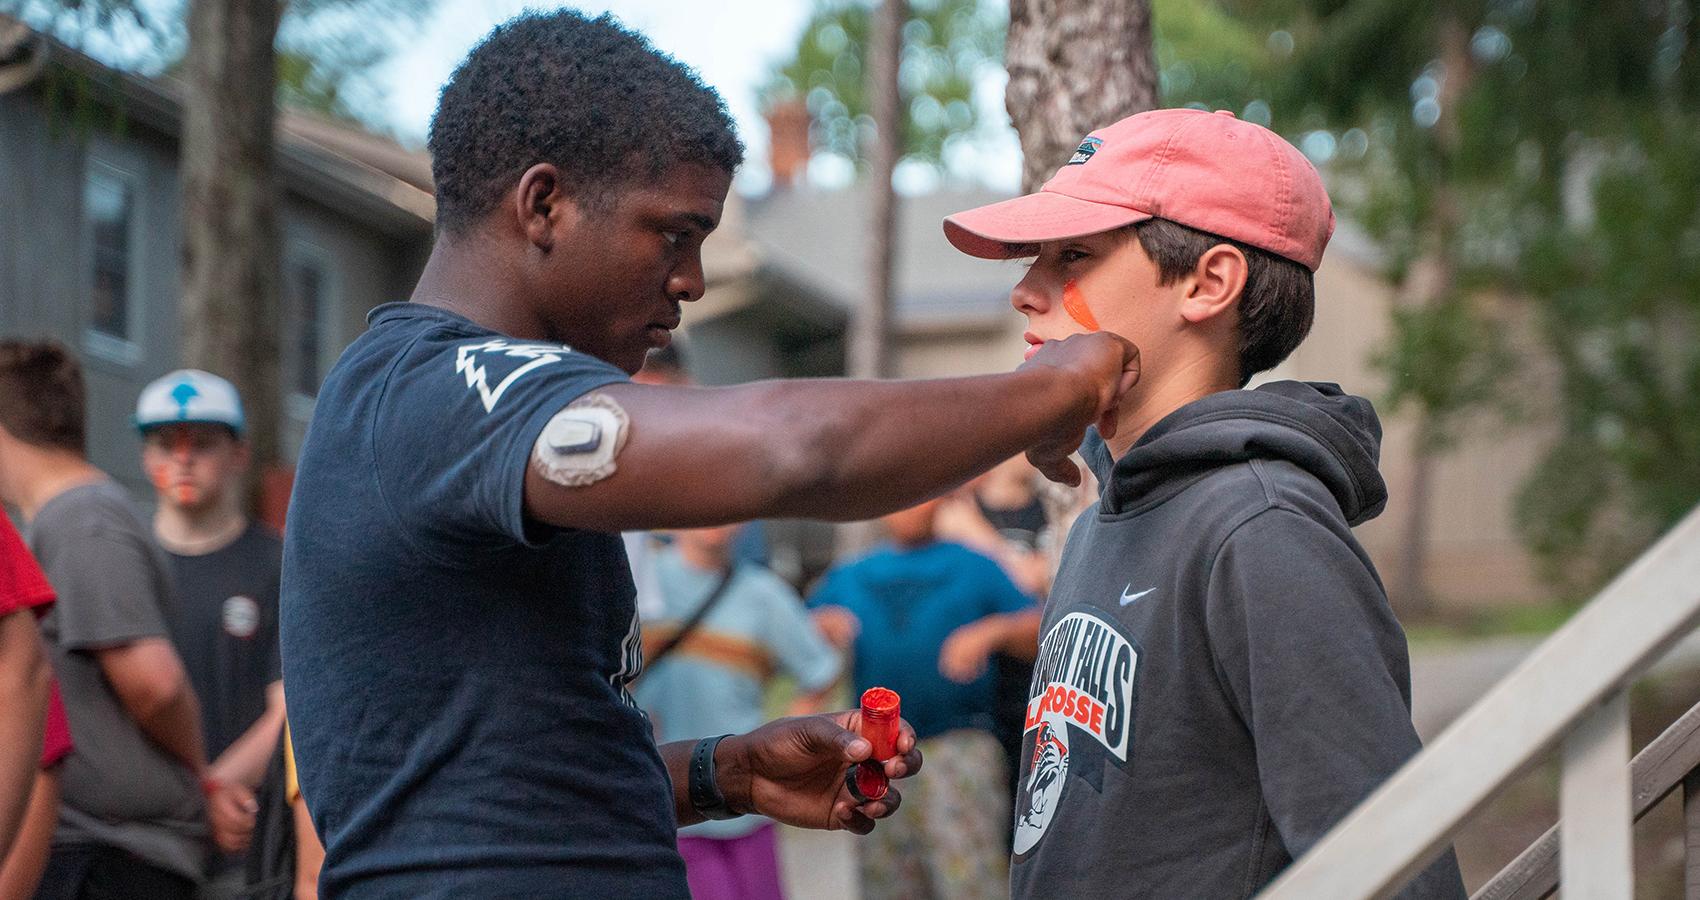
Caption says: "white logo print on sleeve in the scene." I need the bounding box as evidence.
[454,339,572,412]
[1014,610,1139,854]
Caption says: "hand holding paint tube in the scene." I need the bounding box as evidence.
[847,687,901,802]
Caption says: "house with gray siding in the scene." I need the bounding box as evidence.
[0,17,433,503]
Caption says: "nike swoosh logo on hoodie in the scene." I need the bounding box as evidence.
[1120,586,1155,606]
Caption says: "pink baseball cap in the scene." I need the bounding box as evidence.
[944,108,1335,271]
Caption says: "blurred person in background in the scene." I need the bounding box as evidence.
[625,345,692,621]
[0,512,64,899]
[282,729,321,900]
[937,456,1054,598]
[0,682,72,899]
[625,345,773,606]
[935,456,1058,824]
[0,341,253,900]
[809,499,1040,900]
[136,369,288,900]
[634,522,840,900]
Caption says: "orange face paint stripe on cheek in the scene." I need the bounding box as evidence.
[1062,280,1100,332]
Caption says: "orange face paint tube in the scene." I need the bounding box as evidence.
[846,687,901,802]
[1061,280,1100,331]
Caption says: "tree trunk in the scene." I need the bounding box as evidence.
[1004,0,1157,543]
[1005,0,1158,192]
[1394,420,1438,616]
[849,0,904,382]
[1393,16,1473,619]
[179,0,283,512]
[839,0,906,556]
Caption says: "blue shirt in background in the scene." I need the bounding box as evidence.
[809,540,1034,740]
[634,548,840,839]
[282,303,686,899]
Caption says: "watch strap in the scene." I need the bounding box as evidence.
[689,734,739,821]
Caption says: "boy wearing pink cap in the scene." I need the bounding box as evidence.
[946,109,1465,897]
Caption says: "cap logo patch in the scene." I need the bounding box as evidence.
[1067,136,1103,165]
[170,380,200,419]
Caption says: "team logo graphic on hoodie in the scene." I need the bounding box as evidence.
[1014,610,1139,854]
[1016,721,1069,849]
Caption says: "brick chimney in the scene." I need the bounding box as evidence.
[766,100,811,191]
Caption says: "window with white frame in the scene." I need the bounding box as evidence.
[283,245,333,399]
[83,161,139,355]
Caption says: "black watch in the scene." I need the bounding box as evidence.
[689,734,740,821]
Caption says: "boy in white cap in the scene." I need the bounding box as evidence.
[943,109,1466,897]
[0,342,253,899]
[136,369,285,897]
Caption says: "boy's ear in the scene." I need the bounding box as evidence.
[1179,243,1248,325]
[513,163,583,252]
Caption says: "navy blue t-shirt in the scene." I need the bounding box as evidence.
[280,303,686,898]
[809,540,1035,740]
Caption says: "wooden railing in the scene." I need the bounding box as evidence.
[1257,504,1700,899]
[1473,698,1700,899]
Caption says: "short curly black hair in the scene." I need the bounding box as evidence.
[428,10,744,234]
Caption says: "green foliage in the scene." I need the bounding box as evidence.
[1152,0,1271,113]
[1155,0,1700,592]
[272,0,428,124]
[275,47,352,120]
[1511,115,1700,586]
[763,0,1003,169]
[36,56,130,139]
[3,0,181,71]
[7,0,428,128]
[1372,295,1517,453]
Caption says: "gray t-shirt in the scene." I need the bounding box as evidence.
[29,479,208,880]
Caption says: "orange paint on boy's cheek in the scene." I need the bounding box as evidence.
[1062,280,1100,331]
[146,458,201,506]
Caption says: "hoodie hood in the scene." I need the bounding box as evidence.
[1083,380,1387,525]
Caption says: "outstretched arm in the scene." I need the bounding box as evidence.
[524,333,1139,532]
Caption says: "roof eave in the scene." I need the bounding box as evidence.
[5,23,433,237]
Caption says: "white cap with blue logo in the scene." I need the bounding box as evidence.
[135,369,246,435]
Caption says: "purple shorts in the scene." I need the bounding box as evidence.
[676,822,786,900]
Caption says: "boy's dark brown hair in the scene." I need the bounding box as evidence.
[1133,218,1316,387]
[0,340,87,454]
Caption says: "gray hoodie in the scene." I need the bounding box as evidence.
[1010,381,1465,899]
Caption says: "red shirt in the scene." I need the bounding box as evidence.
[41,682,71,768]
[0,515,54,617]
[1,515,73,768]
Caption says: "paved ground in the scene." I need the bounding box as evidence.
[1410,626,1700,741]
[778,827,859,900]
[775,626,1700,898]
[1408,635,1543,740]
